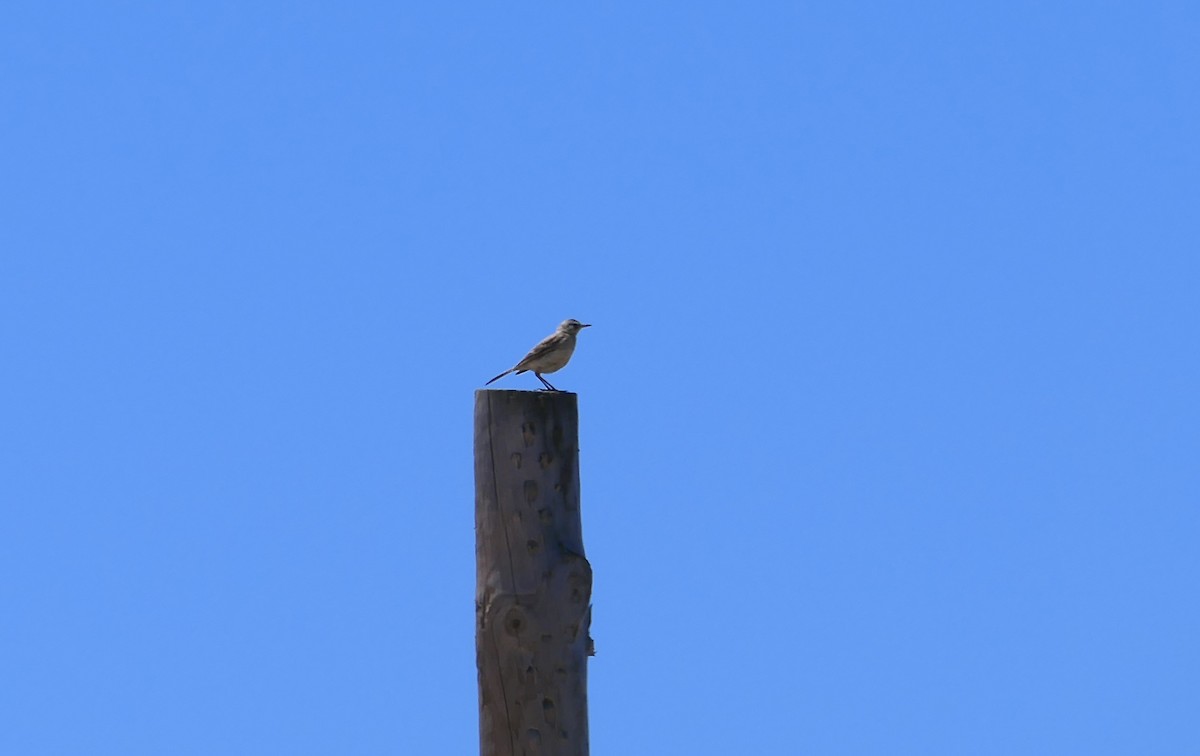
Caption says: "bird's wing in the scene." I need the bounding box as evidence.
[514,333,561,370]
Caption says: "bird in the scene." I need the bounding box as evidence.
[485,319,592,391]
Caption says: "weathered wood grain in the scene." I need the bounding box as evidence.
[474,389,593,756]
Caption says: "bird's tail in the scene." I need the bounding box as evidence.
[485,369,514,386]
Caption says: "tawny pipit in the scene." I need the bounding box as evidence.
[485,319,592,391]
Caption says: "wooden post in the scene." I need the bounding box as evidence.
[474,389,593,756]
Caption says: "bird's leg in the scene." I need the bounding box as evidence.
[535,373,559,391]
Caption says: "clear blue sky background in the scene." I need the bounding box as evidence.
[2,2,1197,754]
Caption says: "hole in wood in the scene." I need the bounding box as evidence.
[505,609,524,636]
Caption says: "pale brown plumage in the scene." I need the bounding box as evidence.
[485,319,592,391]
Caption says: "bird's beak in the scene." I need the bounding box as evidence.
[581,323,592,328]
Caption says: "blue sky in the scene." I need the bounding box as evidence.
[2,2,1197,753]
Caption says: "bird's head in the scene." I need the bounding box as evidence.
[559,319,592,335]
